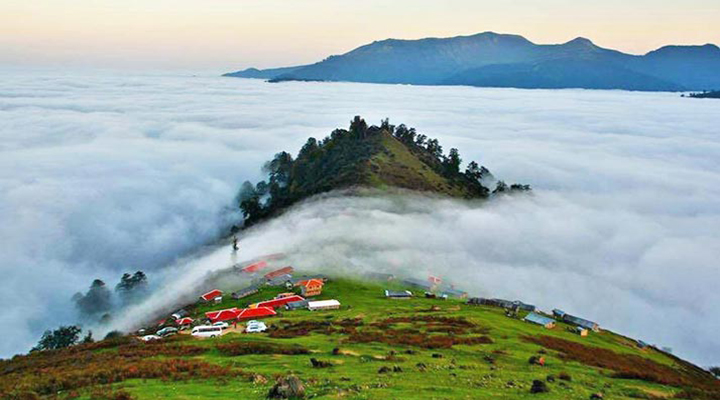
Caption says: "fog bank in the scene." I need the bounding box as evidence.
[1,70,719,365]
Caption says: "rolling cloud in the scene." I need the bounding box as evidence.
[1,70,719,366]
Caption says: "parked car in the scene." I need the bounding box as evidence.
[156,327,178,337]
[141,334,161,342]
[245,321,267,333]
[191,325,223,338]
[212,321,229,330]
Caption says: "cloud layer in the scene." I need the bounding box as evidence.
[1,70,719,365]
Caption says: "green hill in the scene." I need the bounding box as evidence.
[236,117,527,226]
[4,277,718,399]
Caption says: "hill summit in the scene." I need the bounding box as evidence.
[236,117,529,226]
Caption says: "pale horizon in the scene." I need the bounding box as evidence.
[2,0,719,71]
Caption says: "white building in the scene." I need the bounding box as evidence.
[307,299,341,311]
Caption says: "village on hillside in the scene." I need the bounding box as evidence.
[137,250,616,349]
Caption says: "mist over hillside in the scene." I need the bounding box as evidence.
[1,71,720,366]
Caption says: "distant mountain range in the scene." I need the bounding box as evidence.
[224,32,720,91]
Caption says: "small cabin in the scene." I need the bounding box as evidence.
[441,288,468,299]
[308,299,341,311]
[573,326,589,337]
[385,290,413,299]
[523,312,556,329]
[200,289,223,303]
[295,279,324,297]
[562,313,600,332]
[267,274,294,287]
[285,299,310,310]
[231,285,259,300]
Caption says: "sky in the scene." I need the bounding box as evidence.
[1,0,719,70]
[1,71,719,365]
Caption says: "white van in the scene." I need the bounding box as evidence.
[191,325,223,338]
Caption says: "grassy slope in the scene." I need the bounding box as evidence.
[67,278,712,399]
[365,131,472,198]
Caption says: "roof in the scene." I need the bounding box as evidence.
[385,290,412,297]
[267,274,294,286]
[264,266,294,280]
[285,299,310,309]
[564,314,598,329]
[172,309,188,318]
[200,289,223,301]
[441,288,467,297]
[242,260,268,273]
[296,278,325,288]
[403,278,433,289]
[236,306,276,320]
[524,312,556,326]
[176,317,194,325]
[308,299,341,308]
[205,307,239,322]
[236,285,259,294]
[255,295,305,309]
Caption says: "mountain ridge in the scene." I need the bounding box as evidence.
[224,31,720,91]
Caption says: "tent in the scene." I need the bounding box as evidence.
[236,306,277,320]
[205,308,240,323]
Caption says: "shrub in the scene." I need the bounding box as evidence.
[530,380,549,393]
[217,341,309,356]
[558,372,572,381]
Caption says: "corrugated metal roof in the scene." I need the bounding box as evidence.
[385,290,412,297]
[307,299,340,309]
[524,312,555,326]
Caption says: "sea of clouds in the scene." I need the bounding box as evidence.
[1,69,719,365]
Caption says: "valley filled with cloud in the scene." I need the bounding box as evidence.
[1,70,719,365]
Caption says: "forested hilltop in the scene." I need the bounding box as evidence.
[237,117,529,226]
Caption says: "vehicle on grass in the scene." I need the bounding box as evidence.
[245,321,267,333]
[212,321,229,329]
[191,325,223,338]
[156,327,178,337]
[140,334,161,342]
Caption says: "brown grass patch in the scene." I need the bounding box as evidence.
[216,341,309,356]
[523,335,719,393]
[0,337,243,397]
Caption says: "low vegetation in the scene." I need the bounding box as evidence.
[524,335,720,393]
[3,278,716,399]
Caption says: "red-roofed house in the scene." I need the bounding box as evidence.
[200,289,223,303]
[236,306,276,320]
[264,266,294,280]
[428,275,442,285]
[242,260,269,273]
[251,295,305,309]
[295,279,324,297]
[205,308,240,323]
